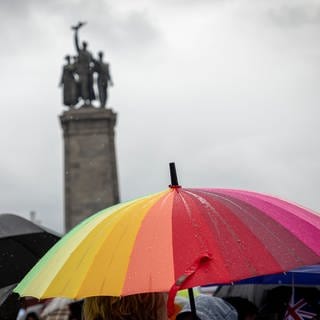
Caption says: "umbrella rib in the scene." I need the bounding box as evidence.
[197,189,315,268]
[29,202,133,298]
[215,190,320,254]
[64,202,138,297]
[73,193,167,297]
[184,190,260,277]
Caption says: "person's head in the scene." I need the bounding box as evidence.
[223,297,258,320]
[176,295,237,320]
[26,312,39,320]
[82,41,88,50]
[65,55,71,63]
[98,51,104,61]
[83,293,167,320]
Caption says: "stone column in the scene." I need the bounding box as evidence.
[60,106,119,231]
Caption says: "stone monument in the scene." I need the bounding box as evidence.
[59,22,119,231]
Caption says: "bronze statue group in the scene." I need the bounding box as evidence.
[60,22,113,108]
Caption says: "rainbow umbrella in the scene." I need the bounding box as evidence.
[14,163,320,316]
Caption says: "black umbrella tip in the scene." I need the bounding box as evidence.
[169,162,181,188]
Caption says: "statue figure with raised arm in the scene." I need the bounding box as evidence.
[71,22,95,105]
[94,51,113,108]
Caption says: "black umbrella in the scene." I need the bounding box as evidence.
[0,213,60,288]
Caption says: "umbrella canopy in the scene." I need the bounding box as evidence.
[14,178,320,302]
[0,213,60,288]
[231,264,320,285]
[200,264,320,300]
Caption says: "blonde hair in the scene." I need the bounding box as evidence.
[83,293,167,320]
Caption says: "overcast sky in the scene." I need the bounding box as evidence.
[0,0,319,233]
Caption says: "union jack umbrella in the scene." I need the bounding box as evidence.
[284,290,317,320]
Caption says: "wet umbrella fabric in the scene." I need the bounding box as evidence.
[14,186,320,306]
[0,213,60,288]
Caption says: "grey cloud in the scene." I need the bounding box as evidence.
[0,0,34,16]
[0,160,63,231]
[1,0,320,234]
[155,0,231,6]
[267,3,320,27]
[0,0,161,57]
[88,10,160,53]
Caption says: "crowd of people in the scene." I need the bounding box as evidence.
[15,285,320,320]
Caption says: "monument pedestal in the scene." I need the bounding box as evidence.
[60,106,119,231]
